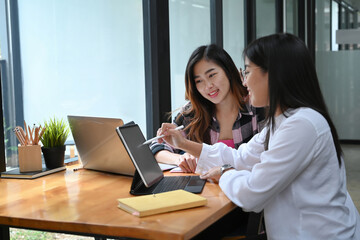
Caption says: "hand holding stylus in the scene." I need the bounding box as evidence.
[143,125,184,145]
[154,123,186,148]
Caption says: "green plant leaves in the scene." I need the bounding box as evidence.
[40,117,69,148]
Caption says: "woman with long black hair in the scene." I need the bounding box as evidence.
[158,33,360,239]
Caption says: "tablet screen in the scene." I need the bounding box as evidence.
[116,124,163,187]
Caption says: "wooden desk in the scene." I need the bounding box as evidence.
[0,167,236,240]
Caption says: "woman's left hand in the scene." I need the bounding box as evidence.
[178,153,197,173]
[200,166,222,183]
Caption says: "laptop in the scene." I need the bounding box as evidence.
[116,124,206,195]
[68,115,135,176]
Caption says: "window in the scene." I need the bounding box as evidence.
[315,0,360,140]
[285,0,298,35]
[256,0,276,38]
[0,0,146,168]
[169,0,211,113]
[223,0,245,68]
[316,0,331,51]
[332,1,339,51]
[18,0,146,141]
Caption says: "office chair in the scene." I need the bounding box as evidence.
[222,211,266,240]
[192,208,266,240]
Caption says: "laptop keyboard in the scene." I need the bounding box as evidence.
[153,176,192,193]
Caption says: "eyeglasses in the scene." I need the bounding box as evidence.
[240,69,247,80]
[240,68,248,84]
[240,67,261,84]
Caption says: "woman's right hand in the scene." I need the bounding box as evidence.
[158,123,203,160]
[158,123,186,149]
[156,127,165,144]
[178,153,197,173]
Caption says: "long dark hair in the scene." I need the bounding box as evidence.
[181,44,248,143]
[243,33,342,166]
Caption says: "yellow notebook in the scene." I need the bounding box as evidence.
[117,189,207,217]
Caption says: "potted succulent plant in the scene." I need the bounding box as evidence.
[40,117,70,169]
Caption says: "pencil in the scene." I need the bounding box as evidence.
[142,125,184,145]
[38,126,46,141]
[28,126,34,145]
[14,128,25,146]
[33,126,40,145]
[18,127,27,145]
[24,121,30,145]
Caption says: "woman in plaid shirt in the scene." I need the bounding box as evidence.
[150,44,264,172]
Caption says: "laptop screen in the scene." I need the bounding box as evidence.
[116,124,163,187]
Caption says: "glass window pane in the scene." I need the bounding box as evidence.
[331,1,339,51]
[1,0,18,169]
[18,0,146,143]
[341,7,346,29]
[1,60,16,169]
[316,1,360,140]
[256,0,276,38]
[316,0,331,51]
[285,0,298,35]
[223,0,245,68]
[169,0,211,113]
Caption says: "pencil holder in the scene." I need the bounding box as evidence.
[18,145,42,172]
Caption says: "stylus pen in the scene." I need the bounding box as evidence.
[142,125,184,145]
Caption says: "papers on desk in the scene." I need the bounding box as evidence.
[170,166,183,173]
[117,189,207,217]
[158,163,177,171]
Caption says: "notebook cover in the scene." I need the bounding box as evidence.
[117,189,207,217]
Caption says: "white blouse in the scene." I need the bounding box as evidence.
[197,107,360,240]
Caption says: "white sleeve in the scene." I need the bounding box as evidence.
[195,127,267,174]
[218,116,318,212]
